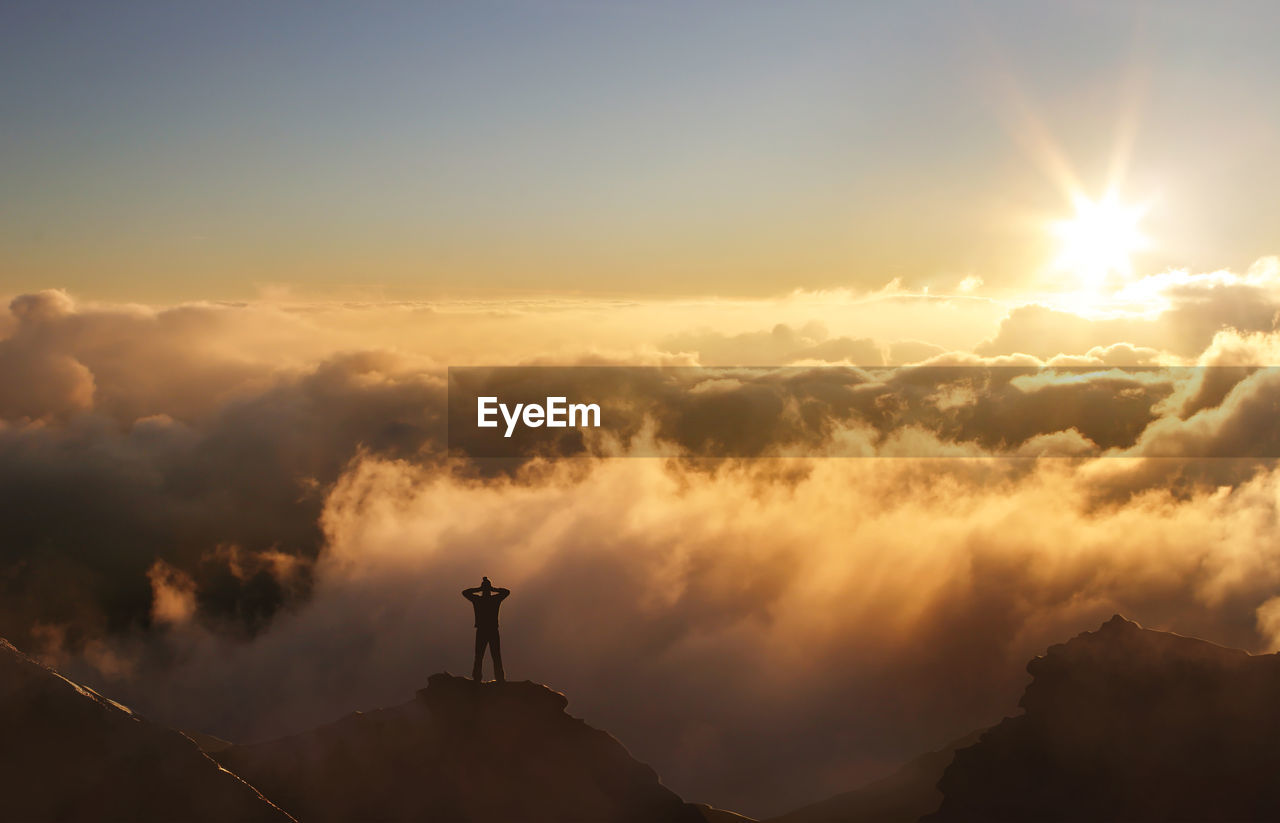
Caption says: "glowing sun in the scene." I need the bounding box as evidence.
[1051,190,1149,287]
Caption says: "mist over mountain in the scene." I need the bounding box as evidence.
[12,616,1280,821]
[10,283,1280,815]
[762,615,1280,823]
[8,1,1280,819]
[766,732,981,823]
[1,635,730,822]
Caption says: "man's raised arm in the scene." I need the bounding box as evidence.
[494,587,510,600]
[462,586,482,601]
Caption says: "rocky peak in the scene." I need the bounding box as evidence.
[929,615,1280,821]
[216,673,705,823]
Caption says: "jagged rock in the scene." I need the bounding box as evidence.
[216,672,704,822]
[929,615,1280,822]
[0,638,292,822]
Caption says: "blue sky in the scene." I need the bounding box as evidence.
[2,1,1277,299]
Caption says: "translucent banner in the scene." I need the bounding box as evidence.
[447,365,1277,458]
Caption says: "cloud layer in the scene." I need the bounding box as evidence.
[4,263,1280,816]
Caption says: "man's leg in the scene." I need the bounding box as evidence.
[472,629,486,681]
[490,631,505,683]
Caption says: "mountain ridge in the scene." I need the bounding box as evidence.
[8,614,1280,822]
[0,637,293,822]
[927,614,1280,822]
[764,614,1280,823]
[214,672,711,823]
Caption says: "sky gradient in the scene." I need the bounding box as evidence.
[7,4,1280,817]
[4,0,1279,301]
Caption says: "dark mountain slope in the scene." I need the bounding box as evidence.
[766,731,982,823]
[0,638,292,822]
[216,672,706,823]
[929,614,1280,822]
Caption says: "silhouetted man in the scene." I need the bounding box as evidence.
[462,577,509,683]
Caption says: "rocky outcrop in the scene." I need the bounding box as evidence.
[217,673,705,823]
[929,615,1280,822]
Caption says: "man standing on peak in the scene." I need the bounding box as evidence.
[462,577,509,683]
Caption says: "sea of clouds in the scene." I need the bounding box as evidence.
[5,262,1280,816]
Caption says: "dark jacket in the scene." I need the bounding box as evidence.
[462,588,509,630]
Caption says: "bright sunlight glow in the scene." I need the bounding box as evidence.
[1051,191,1149,287]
